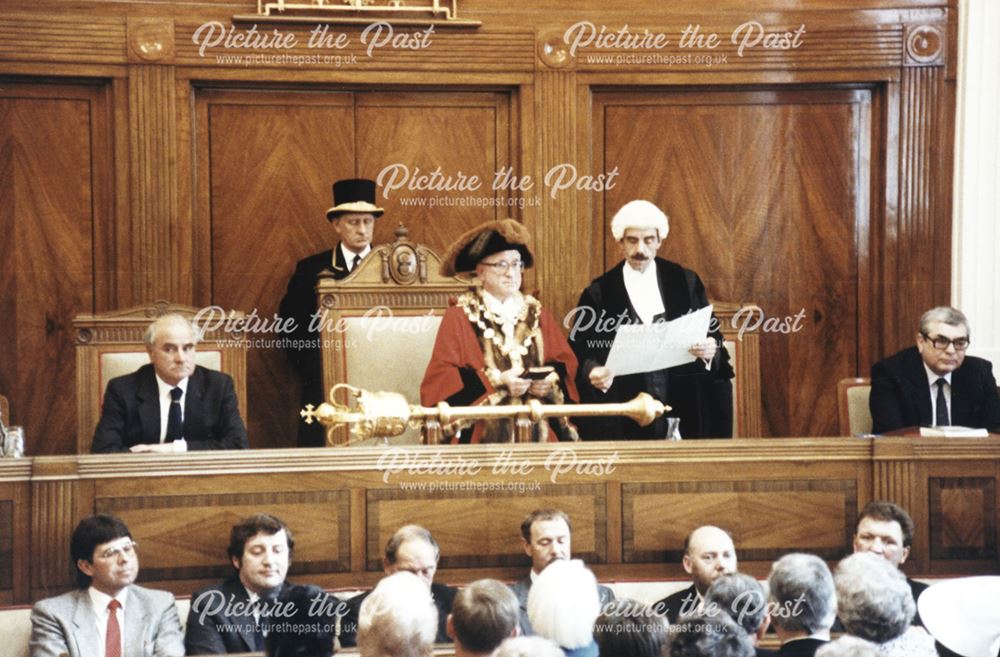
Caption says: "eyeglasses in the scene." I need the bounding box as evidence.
[479,259,524,273]
[97,541,138,561]
[920,332,970,351]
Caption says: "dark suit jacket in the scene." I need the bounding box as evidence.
[30,585,184,657]
[184,576,299,655]
[91,364,248,453]
[509,575,616,637]
[570,258,734,439]
[908,577,928,628]
[653,583,698,624]
[869,346,1000,433]
[776,638,827,657]
[338,581,456,647]
[278,245,351,447]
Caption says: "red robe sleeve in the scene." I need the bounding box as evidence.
[540,308,580,404]
[420,306,499,407]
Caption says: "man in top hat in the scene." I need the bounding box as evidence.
[279,178,384,446]
[420,218,580,443]
[568,199,733,439]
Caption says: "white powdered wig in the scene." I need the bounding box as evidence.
[610,200,669,241]
[527,559,601,649]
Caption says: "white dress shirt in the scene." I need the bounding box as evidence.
[88,586,128,657]
[154,374,188,451]
[339,244,371,271]
[622,262,665,325]
[924,364,952,425]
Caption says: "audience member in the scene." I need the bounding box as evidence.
[813,637,880,657]
[448,579,520,657]
[834,552,936,657]
[186,514,324,654]
[511,509,616,636]
[527,559,601,657]
[667,611,755,657]
[593,599,669,657]
[421,218,580,442]
[29,514,184,657]
[569,199,733,439]
[869,306,1000,434]
[494,636,566,657]
[656,525,738,622]
[91,314,248,453]
[918,576,1000,657]
[340,525,456,647]
[265,584,336,657]
[767,553,836,657]
[280,177,384,446]
[358,572,437,657]
[705,573,775,656]
[851,500,927,626]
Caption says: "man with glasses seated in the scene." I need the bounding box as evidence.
[29,514,184,657]
[421,218,580,443]
[870,306,1000,434]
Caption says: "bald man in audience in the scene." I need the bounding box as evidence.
[852,501,927,627]
[448,579,520,657]
[509,509,615,636]
[91,314,248,453]
[655,525,738,623]
[767,553,836,657]
[339,525,456,647]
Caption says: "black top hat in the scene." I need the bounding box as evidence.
[326,178,385,221]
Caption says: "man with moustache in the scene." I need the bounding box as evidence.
[185,514,322,654]
[509,509,615,636]
[29,514,184,657]
[90,314,248,453]
[569,200,733,440]
[869,306,1000,434]
[280,178,384,446]
[339,525,457,647]
[655,525,738,623]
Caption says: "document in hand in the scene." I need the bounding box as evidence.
[604,305,713,377]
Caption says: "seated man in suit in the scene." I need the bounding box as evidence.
[91,314,248,453]
[447,579,520,657]
[654,525,738,623]
[29,514,184,657]
[339,525,456,647]
[851,500,927,627]
[186,514,331,654]
[509,508,615,636]
[870,306,1000,434]
[767,553,836,657]
[279,178,384,447]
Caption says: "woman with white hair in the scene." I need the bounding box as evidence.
[834,552,936,656]
[358,571,438,657]
[527,559,601,657]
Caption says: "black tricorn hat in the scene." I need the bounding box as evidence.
[326,178,385,221]
[440,218,534,276]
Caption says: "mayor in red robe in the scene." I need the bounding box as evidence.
[420,219,579,443]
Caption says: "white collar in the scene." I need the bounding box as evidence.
[155,373,189,398]
[482,289,524,323]
[923,363,952,387]
[88,585,129,614]
[340,243,371,263]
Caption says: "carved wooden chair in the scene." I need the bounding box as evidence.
[73,300,248,453]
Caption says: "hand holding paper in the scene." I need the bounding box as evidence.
[603,305,714,377]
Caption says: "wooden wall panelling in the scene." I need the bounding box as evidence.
[593,88,869,437]
[355,90,514,254]
[28,458,89,601]
[196,88,357,448]
[128,64,178,304]
[0,80,114,455]
[0,461,31,605]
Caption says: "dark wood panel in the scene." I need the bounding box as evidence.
[200,90,356,448]
[0,83,107,455]
[928,477,997,561]
[595,88,868,436]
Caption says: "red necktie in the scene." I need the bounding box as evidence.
[106,599,122,657]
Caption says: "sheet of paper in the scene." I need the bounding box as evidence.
[604,305,713,377]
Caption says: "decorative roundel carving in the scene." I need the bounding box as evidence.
[129,20,174,63]
[538,31,572,69]
[321,294,336,309]
[906,25,943,64]
[77,328,93,344]
[388,244,420,285]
